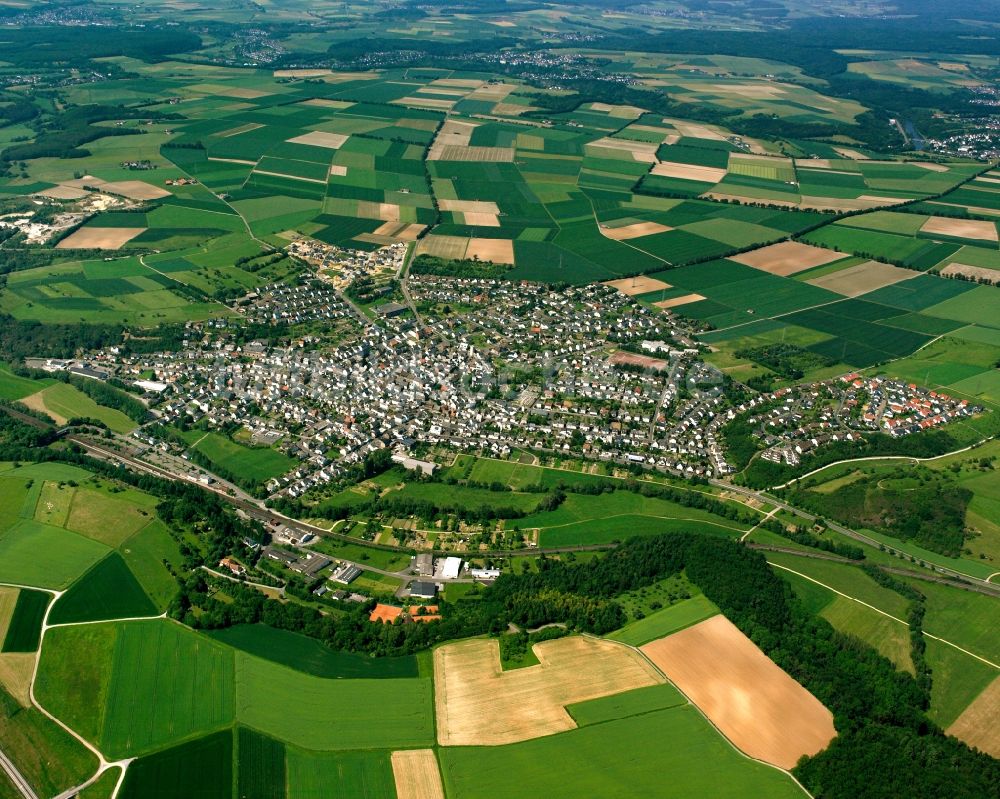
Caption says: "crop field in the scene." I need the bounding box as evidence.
[0,589,49,653]
[391,749,445,799]
[235,654,434,750]
[439,703,808,799]
[641,615,836,769]
[0,519,111,589]
[434,636,663,746]
[118,520,185,611]
[566,682,686,726]
[236,727,286,799]
[287,748,397,799]
[118,731,233,799]
[207,623,418,678]
[947,677,1000,758]
[48,553,157,625]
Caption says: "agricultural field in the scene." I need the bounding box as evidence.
[177,429,296,484]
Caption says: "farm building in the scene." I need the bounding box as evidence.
[440,557,463,580]
[330,563,362,584]
[410,581,438,599]
[414,553,434,576]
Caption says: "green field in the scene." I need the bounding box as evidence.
[285,748,397,799]
[0,519,110,589]
[21,382,137,433]
[439,705,807,799]
[608,594,720,647]
[48,553,157,625]
[236,727,285,799]
[182,431,295,484]
[0,589,49,653]
[118,731,233,799]
[567,682,686,726]
[234,654,434,750]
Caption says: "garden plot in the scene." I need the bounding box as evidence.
[434,636,663,746]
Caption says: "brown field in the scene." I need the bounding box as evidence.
[833,147,869,160]
[940,263,999,284]
[416,235,468,260]
[588,138,659,163]
[666,120,727,141]
[56,227,146,250]
[466,238,515,265]
[100,181,171,201]
[434,636,663,746]
[610,351,668,371]
[461,212,500,227]
[975,176,1000,186]
[0,654,34,706]
[732,241,845,276]
[329,165,348,177]
[356,201,402,222]
[433,78,484,88]
[36,185,88,200]
[797,159,833,169]
[947,676,1000,758]
[274,69,333,78]
[439,199,500,215]
[374,222,425,241]
[391,750,445,799]
[651,161,727,183]
[911,161,950,172]
[300,98,355,110]
[468,83,516,101]
[0,588,18,644]
[394,96,455,110]
[928,201,1000,218]
[856,195,907,206]
[19,389,66,425]
[212,122,264,138]
[655,293,705,309]
[807,261,916,297]
[641,615,836,769]
[604,275,671,295]
[920,216,999,242]
[600,221,672,241]
[286,131,348,149]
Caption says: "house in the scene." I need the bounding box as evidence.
[414,553,433,576]
[409,581,438,599]
[218,557,245,577]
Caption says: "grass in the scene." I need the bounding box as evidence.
[117,520,184,611]
[0,589,49,653]
[206,624,418,678]
[184,431,295,483]
[38,619,235,758]
[0,364,52,401]
[821,595,914,673]
[63,486,158,547]
[118,730,233,799]
[77,767,121,799]
[48,553,157,625]
[20,383,136,433]
[608,594,719,647]
[924,638,999,728]
[235,653,434,750]
[439,705,807,799]
[286,747,396,799]
[0,685,98,799]
[0,519,110,590]
[567,682,686,726]
[901,578,1000,664]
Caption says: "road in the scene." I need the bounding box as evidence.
[0,750,37,799]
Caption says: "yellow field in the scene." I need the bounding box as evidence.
[948,676,1000,758]
[56,227,146,250]
[434,636,663,746]
[0,654,35,706]
[391,750,445,799]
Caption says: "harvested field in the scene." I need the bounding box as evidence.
[287,131,348,150]
[394,96,454,110]
[833,147,869,160]
[655,293,705,309]
[434,636,663,746]
[391,750,445,799]
[0,653,34,706]
[301,99,355,110]
[588,138,658,163]
[439,199,500,215]
[640,615,835,769]
[912,162,950,172]
[704,192,799,209]
[857,195,906,205]
[652,161,727,183]
[100,181,171,201]
[600,221,672,241]
[461,212,500,227]
[374,222,425,241]
[254,170,325,185]
[806,261,916,297]
[329,165,348,177]
[274,69,333,78]
[19,389,66,424]
[56,227,145,250]
[466,238,514,264]
[920,216,999,242]
[947,676,1000,757]
[940,263,999,284]
[668,121,726,141]
[213,122,264,138]
[732,241,844,276]
[428,121,478,158]
[604,275,671,295]
[357,201,402,222]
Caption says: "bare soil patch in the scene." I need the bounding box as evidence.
[807,261,916,297]
[329,165,348,177]
[655,293,705,309]
[640,615,836,769]
[920,216,999,242]
[604,275,672,295]
[57,227,146,250]
[600,221,672,241]
[301,98,355,110]
[394,96,455,110]
[36,185,88,200]
[732,241,845,276]
[100,181,171,201]
[434,636,663,746]
[287,131,348,149]
[391,750,445,799]
[947,676,1000,758]
[466,238,515,264]
[911,161,950,172]
[435,145,515,162]
[667,120,726,141]
[652,161,726,183]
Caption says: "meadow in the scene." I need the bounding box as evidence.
[608,593,720,647]
[180,430,296,484]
